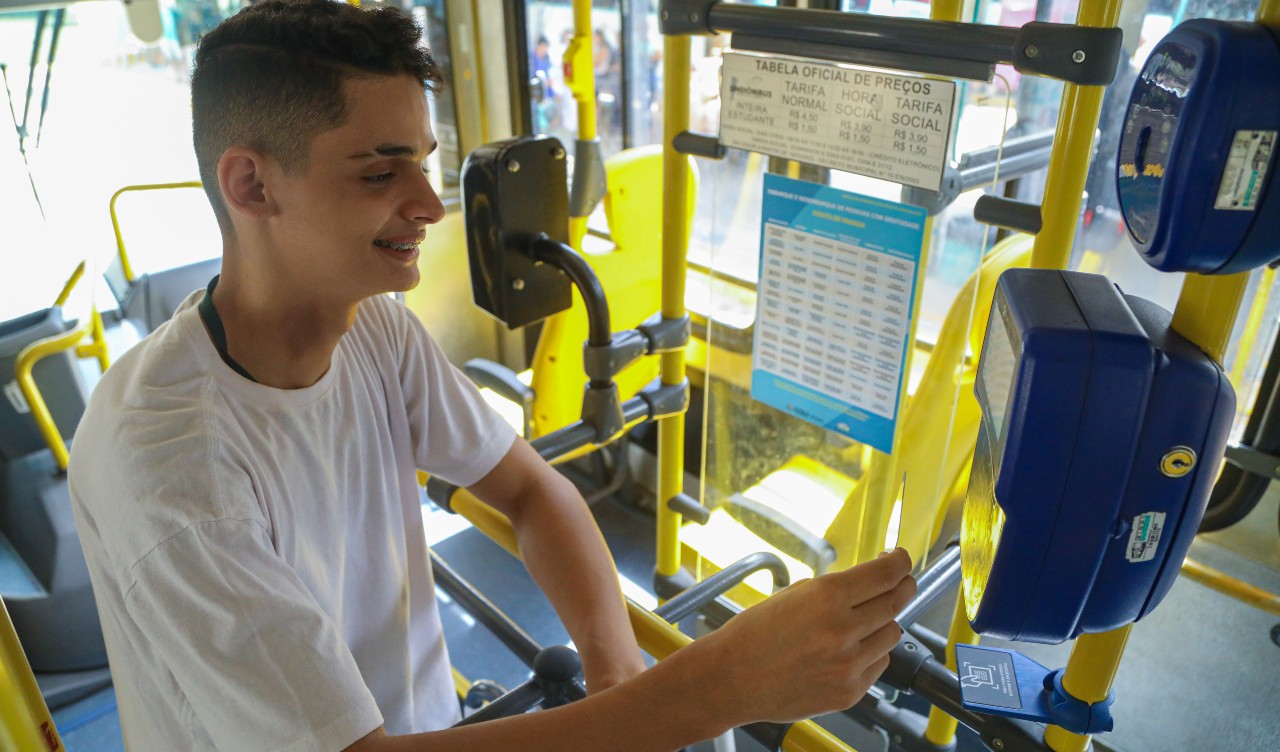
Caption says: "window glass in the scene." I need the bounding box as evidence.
[524,0,625,156]
[0,0,465,319]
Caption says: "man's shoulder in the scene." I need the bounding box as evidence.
[69,306,254,572]
[90,304,214,417]
[72,303,228,491]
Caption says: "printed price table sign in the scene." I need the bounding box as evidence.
[751,174,927,454]
[719,51,956,191]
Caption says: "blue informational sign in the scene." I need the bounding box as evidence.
[751,174,926,454]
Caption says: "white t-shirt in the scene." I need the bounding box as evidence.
[69,291,517,751]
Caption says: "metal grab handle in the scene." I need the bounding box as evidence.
[894,543,962,630]
[430,550,542,668]
[655,551,791,624]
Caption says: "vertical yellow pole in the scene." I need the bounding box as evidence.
[1172,274,1250,367]
[1,599,62,752]
[565,0,599,248]
[656,33,693,580]
[1261,0,1280,25]
[1043,625,1134,751]
[924,593,981,744]
[570,0,598,143]
[1029,0,1125,271]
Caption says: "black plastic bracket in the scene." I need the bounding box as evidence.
[581,383,627,444]
[639,378,690,421]
[974,195,1044,235]
[742,721,794,752]
[845,694,956,752]
[659,0,717,35]
[638,313,691,354]
[584,329,648,383]
[673,131,727,160]
[1012,23,1123,87]
[569,138,607,219]
[426,476,460,513]
[881,633,936,693]
[668,491,712,525]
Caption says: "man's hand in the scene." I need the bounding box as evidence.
[690,547,916,726]
[348,549,916,751]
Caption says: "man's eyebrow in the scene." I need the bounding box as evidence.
[347,141,440,160]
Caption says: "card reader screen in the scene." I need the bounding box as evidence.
[979,303,1018,448]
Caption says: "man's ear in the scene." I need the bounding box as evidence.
[218,147,278,220]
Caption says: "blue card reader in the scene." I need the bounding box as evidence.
[961,269,1234,643]
[1117,20,1280,274]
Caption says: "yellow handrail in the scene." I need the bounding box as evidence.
[1,598,62,752]
[15,321,93,473]
[14,260,112,473]
[52,261,84,308]
[1180,557,1280,617]
[109,181,203,284]
[448,488,853,751]
[563,0,599,248]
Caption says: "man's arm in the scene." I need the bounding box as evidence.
[347,547,916,751]
[463,438,647,692]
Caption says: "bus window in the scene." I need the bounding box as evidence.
[524,0,625,157]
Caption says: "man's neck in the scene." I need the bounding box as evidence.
[209,267,358,390]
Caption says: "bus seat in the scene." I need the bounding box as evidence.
[468,145,697,449]
[682,233,1036,603]
[116,257,223,334]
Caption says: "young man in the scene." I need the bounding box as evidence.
[68,1,916,750]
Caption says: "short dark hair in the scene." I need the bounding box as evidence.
[191,0,442,226]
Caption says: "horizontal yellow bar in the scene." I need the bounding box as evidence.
[1181,557,1280,617]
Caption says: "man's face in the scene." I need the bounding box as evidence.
[265,74,444,304]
